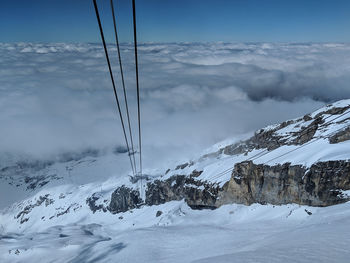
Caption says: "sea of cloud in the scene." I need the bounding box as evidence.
[1,42,349,168]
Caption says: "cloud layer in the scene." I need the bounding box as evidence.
[1,42,349,168]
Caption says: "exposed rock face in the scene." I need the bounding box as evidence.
[86,193,108,213]
[290,116,323,145]
[145,175,186,206]
[145,174,220,210]
[220,160,350,206]
[221,104,350,157]
[108,186,142,214]
[108,171,220,213]
[156,210,162,217]
[329,127,350,144]
[107,160,350,214]
[105,102,350,214]
[16,194,54,224]
[222,116,325,155]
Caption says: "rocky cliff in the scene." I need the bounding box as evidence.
[107,159,350,213]
[4,100,350,228]
[107,100,350,213]
[221,160,350,207]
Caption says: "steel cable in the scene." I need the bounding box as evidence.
[93,0,135,176]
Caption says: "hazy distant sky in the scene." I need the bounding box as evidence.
[1,0,350,43]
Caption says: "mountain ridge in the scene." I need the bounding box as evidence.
[1,99,350,263]
[1,99,350,231]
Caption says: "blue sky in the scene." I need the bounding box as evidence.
[1,0,350,43]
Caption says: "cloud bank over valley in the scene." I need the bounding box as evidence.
[1,42,349,168]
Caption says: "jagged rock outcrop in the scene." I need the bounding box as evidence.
[222,116,325,155]
[86,193,108,213]
[145,173,219,210]
[108,171,220,213]
[220,160,350,206]
[221,103,350,156]
[109,186,142,214]
[329,127,350,144]
[107,160,350,214]
[105,102,350,214]
[16,194,54,224]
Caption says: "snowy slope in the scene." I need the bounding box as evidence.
[162,99,350,185]
[0,147,134,209]
[1,201,350,263]
[1,99,350,262]
[1,99,350,227]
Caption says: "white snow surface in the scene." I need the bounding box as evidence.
[1,200,350,263]
[1,99,350,262]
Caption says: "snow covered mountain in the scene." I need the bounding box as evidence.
[1,99,350,262]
